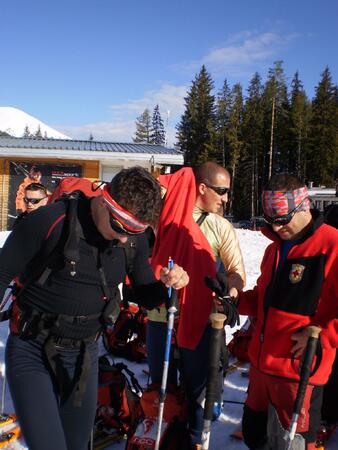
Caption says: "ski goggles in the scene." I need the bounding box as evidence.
[263,198,308,226]
[23,197,47,205]
[102,185,148,235]
[205,184,231,196]
[262,187,310,226]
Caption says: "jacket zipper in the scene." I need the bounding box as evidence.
[258,245,280,370]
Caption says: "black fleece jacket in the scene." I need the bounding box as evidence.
[0,199,168,339]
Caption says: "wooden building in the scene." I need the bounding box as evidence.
[0,137,184,230]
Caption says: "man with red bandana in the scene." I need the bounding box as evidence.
[0,167,189,450]
[233,173,338,450]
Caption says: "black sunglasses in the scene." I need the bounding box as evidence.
[23,197,47,205]
[263,199,307,226]
[205,184,231,196]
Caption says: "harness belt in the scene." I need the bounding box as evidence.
[10,302,101,407]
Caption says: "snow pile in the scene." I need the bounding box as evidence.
[0,107,70,139]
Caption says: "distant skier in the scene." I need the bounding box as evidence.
[15,165,43,212]
[12,182,48,227]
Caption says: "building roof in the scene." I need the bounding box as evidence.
[0,137,184,165]
[0,136,180,154]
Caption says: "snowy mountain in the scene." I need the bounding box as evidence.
[0,106,70,139]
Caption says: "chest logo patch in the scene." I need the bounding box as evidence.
[289,264,306,284]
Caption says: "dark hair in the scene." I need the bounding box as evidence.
[24,182,47,196]
[193,161,230,185]
[109,167,162,226]
[264,173,304,191]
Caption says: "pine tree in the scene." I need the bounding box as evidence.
[237,72,264,219]
[133,109,154,143]
[151,105,166,145]
[289,72,311,179]
[308,67,338,186]
[23,125,32,138]
[35,125,43,139]
[89,133,94,141]
[212,79,232,166]
[262,61,290,181]
[176,65,215,166]
[227,83,244,215]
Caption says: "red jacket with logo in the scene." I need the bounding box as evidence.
[238,212,338,384]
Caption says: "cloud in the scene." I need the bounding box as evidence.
[57,83,187,146]
[109,83,187,121]
[173,31,299,77]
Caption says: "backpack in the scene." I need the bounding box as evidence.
[94,355,144,447]
[126,383,189,450]
[103,302,149,363]
[227,317,255,363]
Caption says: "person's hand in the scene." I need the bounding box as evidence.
[205,274,240,328]
[291,326,322,358]
[160,264,189,290]
[205,272,228,297]
[229,287,239,302]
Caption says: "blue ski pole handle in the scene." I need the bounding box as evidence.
[167,257,174,298]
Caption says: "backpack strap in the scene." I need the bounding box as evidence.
[196,212,209,226]
[118,236,137,276]
[62,197,83,277]
[16,197,82,300]
[91,247,121,325]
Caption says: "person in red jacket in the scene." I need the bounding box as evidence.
[233,173,338,450]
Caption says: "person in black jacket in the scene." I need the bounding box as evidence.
[0,167,189,450]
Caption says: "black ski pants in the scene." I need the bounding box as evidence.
[5,332,98,450]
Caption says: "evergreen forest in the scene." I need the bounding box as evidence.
[176,62,338,219]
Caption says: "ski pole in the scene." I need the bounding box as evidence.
[154,257,178,450]
[199,312,226,450]
[285,326,321,450]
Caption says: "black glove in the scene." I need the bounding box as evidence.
[205,274,240,328]
[205,272,228,297]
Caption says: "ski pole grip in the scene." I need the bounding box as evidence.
[210,312,226,330]
[294,326,321,415]
[307,325,321,339]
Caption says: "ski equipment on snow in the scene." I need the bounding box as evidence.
[126,384,188,450]
[103,302,148,363]
[94,355,143,446]
[228,318,255,363]
[0,425,21,448]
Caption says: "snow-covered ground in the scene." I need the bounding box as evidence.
[0,229,337,449]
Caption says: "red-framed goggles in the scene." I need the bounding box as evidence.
[101,185,148,235]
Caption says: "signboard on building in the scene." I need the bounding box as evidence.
[7,160,83,228]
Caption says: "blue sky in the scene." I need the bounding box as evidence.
[1,0,337,144]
